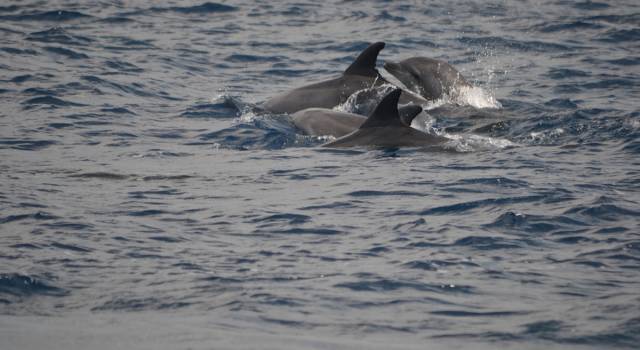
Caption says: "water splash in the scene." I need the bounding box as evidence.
[452,85,502,109]
[237,109,259,123]
[466,40,508,109]
[403,110,515,152]
[380,67,502,110]
[332,83,397,115]
[525,128,566,144]
[443,133,518,152]
[209,93,261,123]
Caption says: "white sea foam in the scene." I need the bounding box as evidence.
[526,128,566,143]
[212,93,260,123]
[453,85,502,109]
[410,112,516,152]
[237,110,257,123]
[332,83,397,114]
[443,133,517,152]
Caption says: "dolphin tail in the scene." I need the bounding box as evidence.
[344,42,385,77]
[360,89,405,129]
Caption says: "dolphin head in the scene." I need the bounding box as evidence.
[385,58,473,100]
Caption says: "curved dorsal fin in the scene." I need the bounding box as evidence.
[360,89,404,129]
[344,42,385,77]
[398,105,422,126]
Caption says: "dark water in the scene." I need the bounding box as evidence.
[1,1,639,349]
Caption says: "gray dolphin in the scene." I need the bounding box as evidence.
[383,57,471,101]
[262,42,386,114]
[292,105,423,137]
[322,89,449,148]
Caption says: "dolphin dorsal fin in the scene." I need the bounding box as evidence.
[344,42,385,77]
[398,105,422,126]
[360,89,405,129]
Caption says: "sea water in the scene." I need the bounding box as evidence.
[0,1,639,349]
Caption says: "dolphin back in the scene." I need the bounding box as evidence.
[344,42,385,77]
[360,89,405,129]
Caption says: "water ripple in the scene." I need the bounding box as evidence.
[42,46,88,59]
[22,95,86,108]
[335,279,474,294]
[151,2,238,15]
[0,211,57,224]
[485,211,588,234]
[458,36,580,52]
[92,297,191,311]
[181,100,241,119]
[0,10,91,22]
[565,203,640,222]
[415,195,547,216]
[26,27,93,45]
[0,138,57,150]
[0,273,67,298]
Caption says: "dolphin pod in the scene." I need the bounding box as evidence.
[261,42,432,115]
[260,42,473,148]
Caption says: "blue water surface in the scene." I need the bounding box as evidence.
[1,1,639,349]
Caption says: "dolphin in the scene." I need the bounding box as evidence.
[322,89,449,148]
[262,42,386,114]
[383,57,471,101]
[291,105,423,137]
